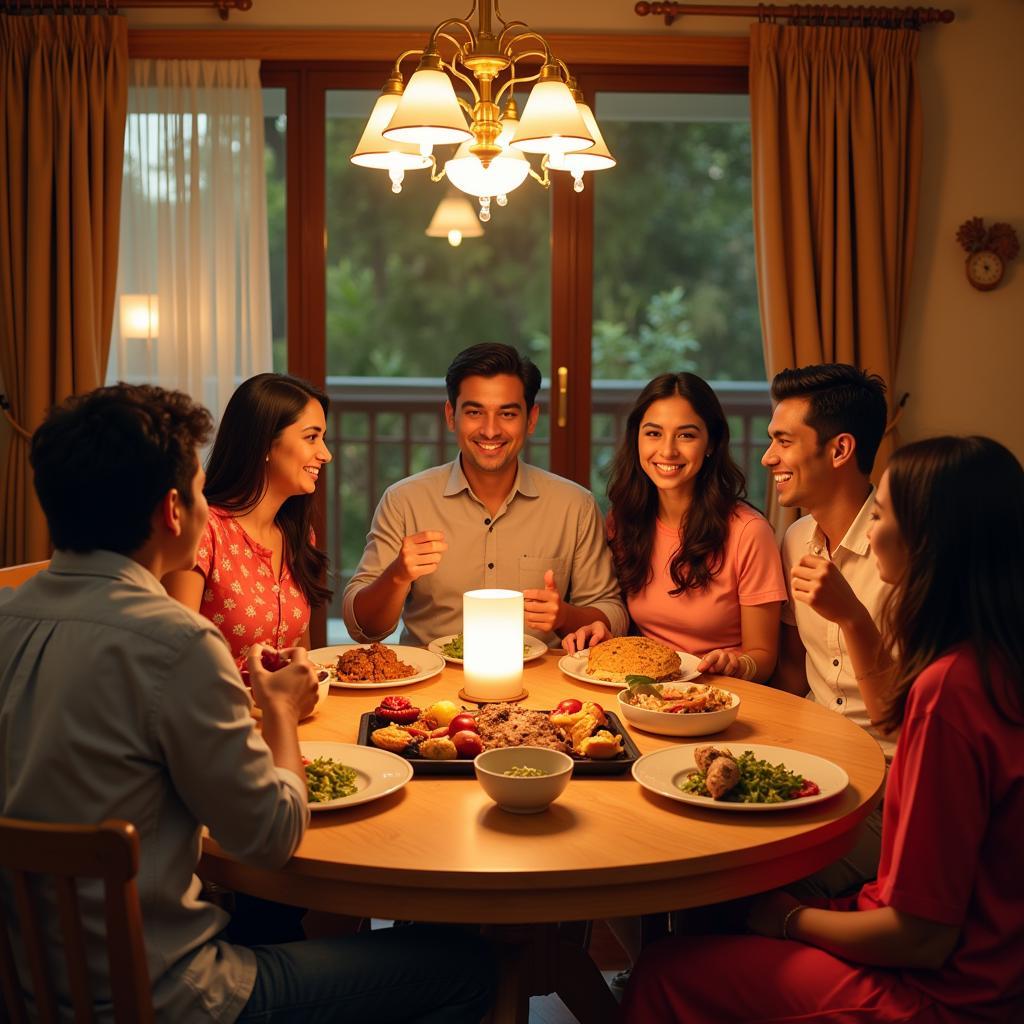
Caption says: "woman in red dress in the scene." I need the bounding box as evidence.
[623,436,1024,1024]
[166,373,332,666]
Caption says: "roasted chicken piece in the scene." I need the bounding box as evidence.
[694,745,734,774]
[705,754,740,799]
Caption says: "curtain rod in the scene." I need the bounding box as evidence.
[0,1,251,21]
[635,3,955,27]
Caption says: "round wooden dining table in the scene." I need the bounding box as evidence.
[200,651,886,1022]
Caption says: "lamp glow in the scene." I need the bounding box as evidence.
[462,589,525,702]
[510,74,593,155]
[119,294,158,339]
[425,193,484,246]
[349,4,612,209]
[383,66,472,147]
[444,139,531,199]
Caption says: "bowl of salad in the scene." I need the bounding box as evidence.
[473,746,574,814]
[617,677,740,736]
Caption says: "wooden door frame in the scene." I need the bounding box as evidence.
[259,59,748,641]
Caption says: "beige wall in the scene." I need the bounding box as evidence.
[127,0,1024,458]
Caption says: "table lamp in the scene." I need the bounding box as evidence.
[460,589,527,703]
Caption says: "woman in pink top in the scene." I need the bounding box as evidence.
[623,436,1024,1024]
[565,373,786,682]
[165,373,333,666]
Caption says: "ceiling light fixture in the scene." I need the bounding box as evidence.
[425,192,485,246]
[350,2,614,220]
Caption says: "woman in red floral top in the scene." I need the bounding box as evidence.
[165,373,332,666]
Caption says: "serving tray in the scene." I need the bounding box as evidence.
[356,709,640,777]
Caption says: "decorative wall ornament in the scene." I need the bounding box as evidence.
[955,218,1019,292]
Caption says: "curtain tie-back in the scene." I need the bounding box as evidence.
[883,393,910,438]
[0,395,32,442]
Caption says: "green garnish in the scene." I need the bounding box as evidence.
[625,675,665,702]
[304,757,358,803]
[680,750,807,804]
[442,633,530,659]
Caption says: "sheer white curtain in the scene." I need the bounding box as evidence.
[108,59,271,422]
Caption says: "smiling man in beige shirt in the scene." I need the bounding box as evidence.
[343,344,627,648]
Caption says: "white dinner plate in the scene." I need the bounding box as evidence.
[557,648,702,688]
[301,741,413,811]
[427,633,549,665]
[309,645,445,690]
[631,743,849,812]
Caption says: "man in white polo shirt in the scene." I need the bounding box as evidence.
[762,364,893,898]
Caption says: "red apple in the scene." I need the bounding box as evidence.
[447,714,478,736]
[554,698,583,715]
[450,730,484,758]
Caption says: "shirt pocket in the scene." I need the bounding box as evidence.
[519,555,569,592]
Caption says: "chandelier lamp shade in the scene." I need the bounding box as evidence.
[425,192,485,246]
[350,2,614,218]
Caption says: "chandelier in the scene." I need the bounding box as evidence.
[350,1,615,222]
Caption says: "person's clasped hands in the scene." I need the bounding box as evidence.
[246,643,319,720]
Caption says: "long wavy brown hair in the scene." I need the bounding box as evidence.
[607,373,750,596]
[204,373,332,609]
[877,436,1024,733]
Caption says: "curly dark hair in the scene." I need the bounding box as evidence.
[30,383,213,555]
[445,343,542,412]
[203,373,331,608]
[770,364,888,474]
[608,373,750,596]
[877,436,1024,733]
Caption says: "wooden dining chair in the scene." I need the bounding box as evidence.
[0,817,153,1023]
[0,560,49,590]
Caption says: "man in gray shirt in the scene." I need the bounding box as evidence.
[344,344,627,646]
[0,383,492,1022]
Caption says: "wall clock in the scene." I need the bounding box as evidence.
[956,218,1019,292]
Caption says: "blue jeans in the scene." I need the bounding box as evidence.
[236,924,496,1024]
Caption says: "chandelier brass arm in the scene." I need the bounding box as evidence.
[350,1,613,221]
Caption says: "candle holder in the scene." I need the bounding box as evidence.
[459,589,528,703]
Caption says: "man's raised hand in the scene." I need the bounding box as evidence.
[392,530,448,584]
[523,568,564,634]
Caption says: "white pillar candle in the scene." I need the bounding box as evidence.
[462,589,524,701]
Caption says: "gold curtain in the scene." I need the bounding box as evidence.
[0,14,127,564]
[749,21,922,533]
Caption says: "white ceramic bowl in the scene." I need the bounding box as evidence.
[306,676,332,719]
[473,747,574,814]
[616,685,740,737]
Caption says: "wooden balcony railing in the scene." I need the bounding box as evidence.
[322,377,771,614]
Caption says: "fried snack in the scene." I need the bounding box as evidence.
[418,737,458,760]
[694,745,734,774]
[550,700,608,730]
[336,642,416,682]
[568,714,601,752]
[705,754,741,800]
[576,730,624,759]
[584,636,683,683]
[371,724,414,753]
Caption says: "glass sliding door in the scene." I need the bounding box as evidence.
[322,87,552,639]
[588,89,769,511]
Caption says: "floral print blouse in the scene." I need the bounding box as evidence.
[194,506,310,665]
